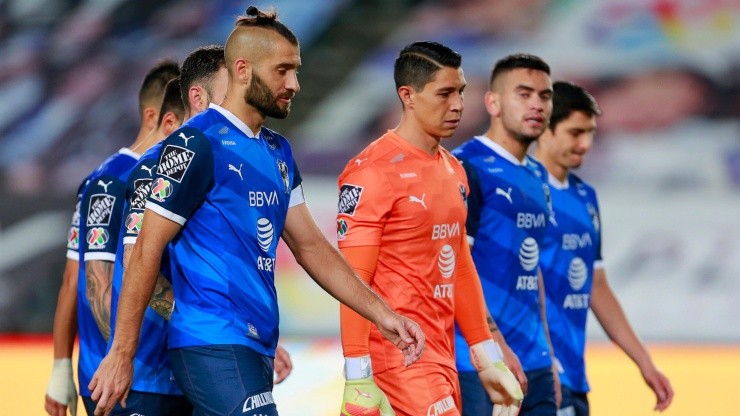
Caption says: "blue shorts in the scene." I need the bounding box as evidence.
[169,344,277,416]
[458,366,556,416]
[81,391,192,416]
[558,386,589,416]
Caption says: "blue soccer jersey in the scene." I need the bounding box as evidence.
[540,173,602,393]
[452,136,553,373]
[66,177,92,260]
[107,142,181,395]
[145,104,303,357]
[76,148,139,396]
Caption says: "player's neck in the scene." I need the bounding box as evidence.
[535,149,569,182]
[128,125,156,154]
[483,126,529,162]
[394,122,441,156]
[221,95,264,136]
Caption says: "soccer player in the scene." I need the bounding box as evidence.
[337,41,522,416]
[452,53,557,416]
[44,60,179,416]
[89,8,425,416]
[534,81,674,415]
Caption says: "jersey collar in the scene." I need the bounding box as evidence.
[209,103,260,138]
[548,174,570,190]
[474,135,525,166]
[119,147,141,159]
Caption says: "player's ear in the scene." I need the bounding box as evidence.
[188,86,205,113]
[143,106,159,130]
[161,112,181,135]
[484,90,500,117]
[234,58,252,86]
[398,86,414,109]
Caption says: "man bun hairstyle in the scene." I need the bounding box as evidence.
[234,6,298,46]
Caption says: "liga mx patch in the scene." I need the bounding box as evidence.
[86,194,116,226]
[338,184,363,216]
[157,145,194,182]
[86,227,110,249]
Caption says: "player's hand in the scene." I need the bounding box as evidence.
[45,358,77,416]
[641,366,674,411]
[501,341,527,394]
[340,356,394,416]
[492,404,520,416]
[375,312,425,366]
[471,340,523,407]
[88,350,134,416]
[274,344,293,384]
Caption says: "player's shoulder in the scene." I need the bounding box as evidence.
[569,173,598,200]
[340,135,399,176]
[525,155,549,182]
[260,126,292,150]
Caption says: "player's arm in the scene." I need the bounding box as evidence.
[281,202,424,364]
[122,243,174,320]
[45,258,79,416]
[455,240,523,408]
[538,267,561,408]
[85,260,114,341]
[590,267,674,411]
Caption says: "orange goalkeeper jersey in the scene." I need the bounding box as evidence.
[337,130,472,374]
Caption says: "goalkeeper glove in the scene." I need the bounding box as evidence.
[471,340,523,407]
[340,356,395,416]
[493,404,521,416]
[46,358,78,416]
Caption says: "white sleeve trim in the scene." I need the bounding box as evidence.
[288,184,305,208]
[122,236,138,245]
[66,250,79,261]
[145,201,187,226]
[593,260,605,270]
[84,252,116,262]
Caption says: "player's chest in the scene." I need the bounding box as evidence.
[482,167,548,219]
[551,191,599,251]
[390,165,468,229]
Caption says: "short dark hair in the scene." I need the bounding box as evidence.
[394,41,462,92]
[180,45,225,114]
[550,81,601,130]
[138,60,180,115]
[234,6,298,46]
[489,53,550,90]
[157,77,185,126]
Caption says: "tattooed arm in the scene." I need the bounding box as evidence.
[123,244,174,320]
[85,260,114,341]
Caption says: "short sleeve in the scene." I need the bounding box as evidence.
[459,159,483,243]
[122,158,157,245]
[82,176,127,262]
[336,166,394,248]
[65,181,87,260]
[145,127,214,225]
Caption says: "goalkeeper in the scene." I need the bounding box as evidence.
[337,41,523,416]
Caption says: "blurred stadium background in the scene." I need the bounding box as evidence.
[0,0,738,414]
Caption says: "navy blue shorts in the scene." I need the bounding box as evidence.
[169,344,277,416]
[458,366,556,416]
[81,391,192,416]
[558,386,589,416]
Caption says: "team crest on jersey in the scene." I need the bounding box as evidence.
[87,194,116,226]
[67,227,79,249]
[131,178,153,210]
[126,212,144,234]
[157,145,194,183]
[277,160,290,194]
[458,182,467,207]
[543,184,557,226]
[587,203,600,232]
[338,184,363,216]
[336,219,349,240]
[150,178,173,202]
[86,227,109,249]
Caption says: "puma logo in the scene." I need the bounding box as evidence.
[228,163,243,180]
[97,180,113,193]
[140,165,154,176]
[495,187,513,204]
[354,388,372,400]
[179,132,194,146]
[354,158,367,166]
[409,194,427,210]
